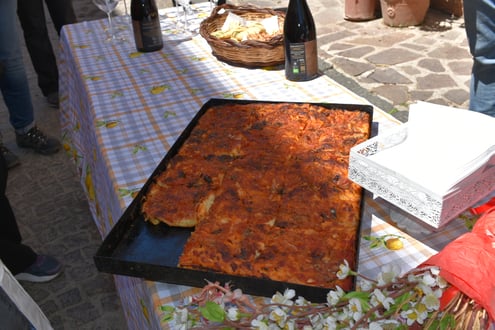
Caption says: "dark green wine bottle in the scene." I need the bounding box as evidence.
[131,0,163,52]
[283,0,318,81]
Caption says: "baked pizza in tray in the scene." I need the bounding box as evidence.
[141,101,371,291]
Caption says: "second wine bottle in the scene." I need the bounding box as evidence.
[283,0,318,81]
[131,0,163,52]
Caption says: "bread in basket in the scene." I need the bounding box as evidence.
[199,4,285,67]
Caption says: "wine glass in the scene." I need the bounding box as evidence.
[93,0,120,41]
[121,0,130,26]
[175,0,193,33]
[209,0,217,10]
[115,0,131,40]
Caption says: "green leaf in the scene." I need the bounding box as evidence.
[439,314,456,330]
[426,319,440,330]
[341,291,371,311]
[163,110,177,119]
[199,301,225,322]
[343,291,370,300]
[382,305,398,317]
[160,305,175,322]
[160,305,175,312]
[394,291,412,306]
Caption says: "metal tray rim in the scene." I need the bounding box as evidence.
[94,99,373,302]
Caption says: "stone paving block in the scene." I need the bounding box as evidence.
[444,89,470,105]
[337,46,375,58]
[417,73,457,89]
[448,60,472,75]
[368,68,413,84]
[332,57,375,76]
[366,48,422,65]
[419,58,446,72]
[428,44,471,59]
[57,288,83,307]
[372,85,410,105]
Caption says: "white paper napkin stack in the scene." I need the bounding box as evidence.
[369,102,495,195]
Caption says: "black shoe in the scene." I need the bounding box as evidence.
[15,255,62,283]
[46,92,59,108]
[16,126,61,155]
[0,144,20,169]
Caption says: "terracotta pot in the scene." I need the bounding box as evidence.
[345,0,378,21]
[380,0,430,26]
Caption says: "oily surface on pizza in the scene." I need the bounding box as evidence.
[141,102,371,290]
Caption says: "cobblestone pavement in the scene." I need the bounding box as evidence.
[0,0,470,329]
[315,6,470,123]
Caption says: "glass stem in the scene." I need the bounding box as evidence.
[183,7,188,31]
[107,12,115,39]
[123,0,129,17]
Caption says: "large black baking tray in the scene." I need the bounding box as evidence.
[94,98,373,302]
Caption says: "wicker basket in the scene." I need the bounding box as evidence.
[199,4,285,68]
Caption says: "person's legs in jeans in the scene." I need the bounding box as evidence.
[17,0,59,99]
[0,152,37,274]
[0,0,35,131]
[0,153,62,282]
[0,0,61,156]
[463,0,495,117]
[44,0,77,35]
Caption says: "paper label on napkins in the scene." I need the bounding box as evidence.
[369,102,495,195]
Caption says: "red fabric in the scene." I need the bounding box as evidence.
[422,206,495,321]
[471,197,495,215]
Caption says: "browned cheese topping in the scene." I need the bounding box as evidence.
[141,103,371,290]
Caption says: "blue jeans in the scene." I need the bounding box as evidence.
[0,0,35,132]
[464,0,495,117]
[17,0,77,96]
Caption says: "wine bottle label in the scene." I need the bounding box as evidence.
[287,40,318,80]
[133,20,162,50]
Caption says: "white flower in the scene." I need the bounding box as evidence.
[371,288,394,310]
[400,309,418,326]
[284,321,296,330]
[357,278,373,292]
[414,303,429,324]
[175,324,188,330]
[326,286,345,306]
[336,260,351,279]
[436,274,448,288]
[348,298,364,321]
[377,264,401,286]
[162,264,451,330]
[183,296,193,305]
[227,307,239,321]
[252,315,269,329]
[271,289,295,306]
[429,266,440,276]
[309,312,324,328]
[174,307,189,328]
[369,321,383,330]
[421,272,437,287]
[269,307,288,327]
[369,320,401,329]
[296,295,310,306]
[336,309,350,322]
[400,303,428,326]
[422,292,440,311]
[323,315,337,330]
[413,271,442,298]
